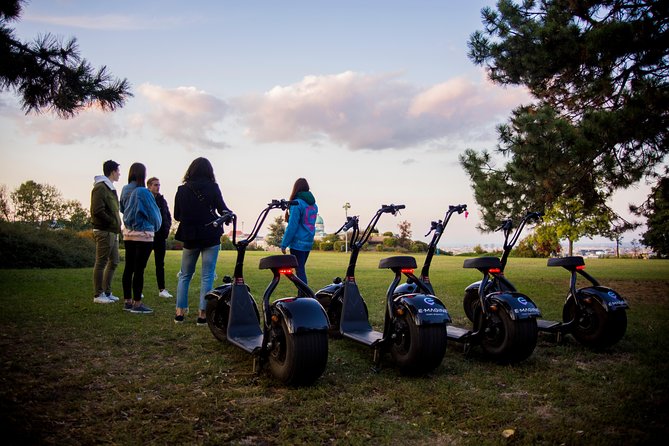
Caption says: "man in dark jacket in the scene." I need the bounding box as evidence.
[91,160,122,304]
[148,177,173,298]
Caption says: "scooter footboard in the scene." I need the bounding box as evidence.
[489,291,541,320]
[577,286,629,311]
[273,298,330,334]
[395,294,451,325]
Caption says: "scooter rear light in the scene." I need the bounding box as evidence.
[576,265,586,271]
[489,268,501,274]
[279,268,293,275]
[401,268,414,274]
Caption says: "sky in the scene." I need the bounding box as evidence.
[0,0,653,248]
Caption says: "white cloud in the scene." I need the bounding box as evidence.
[4,104,124,145]
[23,13,190,31]
[136,83,229,149]
[235,71,531,150]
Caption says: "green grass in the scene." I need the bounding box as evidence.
[1,251,668,445]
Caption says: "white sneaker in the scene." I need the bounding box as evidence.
[93,295,114,304]
[159,289,173,298]
[105,293,120,302]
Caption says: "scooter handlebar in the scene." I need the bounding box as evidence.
[449,204,467,214]
[335,216,358,234]
[269,199,299,210]
[381,204,405,215]
[210,210,235,228]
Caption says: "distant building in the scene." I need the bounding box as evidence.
[315,214,326,239]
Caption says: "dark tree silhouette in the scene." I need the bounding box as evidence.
[1,0,132,118]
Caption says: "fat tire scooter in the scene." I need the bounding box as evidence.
[398,205,540,363]
[542,256,628,348]
[204,200,329,386]
[464,212,629,349]
[315,204,450,375]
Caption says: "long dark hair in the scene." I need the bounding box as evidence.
[127,162,146,187]
[183,157,216,183]
[285,178,310,220]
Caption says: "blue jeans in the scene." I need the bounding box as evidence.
[290,248,310,285]
[176,244,220,312]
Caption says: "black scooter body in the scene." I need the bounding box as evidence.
[204,201,329,385]
[396,205,539,363]
[315,204,449,374]
[537,256,628,348]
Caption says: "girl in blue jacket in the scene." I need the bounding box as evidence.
[281,178,318,285]
[120,162,162,314]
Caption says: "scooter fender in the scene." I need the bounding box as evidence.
[465,281,482,294]
[393,282,419,298]
[575,286,629,312]
[205,283,232,300]
[314,282,343,309]
[488,291,542,320]
[394,293,451,326]
[273,297,330,334]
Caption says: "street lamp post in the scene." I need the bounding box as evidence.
[343,202,351,252]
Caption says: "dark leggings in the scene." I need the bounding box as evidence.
[122,240,154,301]
[289,248,310,285]
[153,238,166,290]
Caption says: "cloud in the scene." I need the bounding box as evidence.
[136,84,229,149]
[3,103,125,145]
[23,13,192,31]
[236,71,531,150]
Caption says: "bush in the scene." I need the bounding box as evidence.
[0,221,96,268]
[319,241,334,251]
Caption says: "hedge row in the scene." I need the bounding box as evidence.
[0,222,96,269]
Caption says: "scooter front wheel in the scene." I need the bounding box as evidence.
[563,299,627,349]
[391,314,447,375]
[269,317,329,386]
[205,294,230,342]
[477,304,538,363]
[463,288,478,323]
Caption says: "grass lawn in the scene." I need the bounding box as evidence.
[1,250,668,445]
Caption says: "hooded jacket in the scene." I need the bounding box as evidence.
[120,182,162,233]
[90,175,121,233]
[281,191,318,252]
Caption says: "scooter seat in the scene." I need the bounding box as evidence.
[463,256,501,270]
[258,254,298,270]
[378,256,417,269]
[547,256,585,268]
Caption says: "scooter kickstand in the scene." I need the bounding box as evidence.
[252,356,262,374]
[371,348,382,373]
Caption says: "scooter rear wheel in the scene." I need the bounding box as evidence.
[269,316,329,386]
[205,294,230,342]
[475,303,538,363]
[391,313,447,375]
[563,298,627,349]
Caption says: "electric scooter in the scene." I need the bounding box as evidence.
[542,256,628,348]
[315,204,450,375]
[393,204,469,297]
[399,205,540,363]
[204,200,329,386]
[463,212,545,323]
[465,212,629,349]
